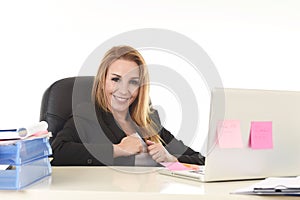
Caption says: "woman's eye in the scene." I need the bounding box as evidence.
[130,80,140,85]
[111,77,120,82]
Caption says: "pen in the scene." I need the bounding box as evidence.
[0,129,17,132]
[182,163,200,170]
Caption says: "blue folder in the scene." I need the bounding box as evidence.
[0,138,52,190]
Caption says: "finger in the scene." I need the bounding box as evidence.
[152,151,166,163]
[138,143,144,153]
[147,143,158,151]
[151,151,161,161]
[148,148,157,156]
[148,147,158,156]
[147,145,155,151]
[155,156,165,163]
[146,140,155,145]
[148,145,162,155]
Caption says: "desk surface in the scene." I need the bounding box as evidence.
[0,166,294,200]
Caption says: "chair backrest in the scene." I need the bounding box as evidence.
[40,76,94,143]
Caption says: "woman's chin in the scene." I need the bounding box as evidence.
[110,104,130,113]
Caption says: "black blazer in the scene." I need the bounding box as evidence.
[51,103,205,166]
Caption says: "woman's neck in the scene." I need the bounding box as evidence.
[111,110,136,135]
[111,110,129,123]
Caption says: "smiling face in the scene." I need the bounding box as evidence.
[105,59,140,114]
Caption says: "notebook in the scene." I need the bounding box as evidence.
[159,88,300,182]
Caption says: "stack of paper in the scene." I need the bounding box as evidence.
[0,121,51,145]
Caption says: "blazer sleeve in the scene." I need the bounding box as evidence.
[51,103,114,166]
[160,127,205,165]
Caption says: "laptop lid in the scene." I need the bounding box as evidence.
[203,88,300,182]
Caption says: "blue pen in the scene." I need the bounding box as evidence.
[0,129,17,132]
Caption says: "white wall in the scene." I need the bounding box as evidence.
[1,0,300,152]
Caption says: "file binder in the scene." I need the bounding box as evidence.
[0,137,52,165]
[0,157,51,190]
[0,137,52,190]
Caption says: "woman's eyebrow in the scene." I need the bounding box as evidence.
[111,73,139,80]
[111,73,121,77]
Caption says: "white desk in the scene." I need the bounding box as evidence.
[0,166,294,200]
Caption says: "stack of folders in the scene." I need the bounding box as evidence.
[0,121,52,190]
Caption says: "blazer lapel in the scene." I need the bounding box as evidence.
[96,107,126,144]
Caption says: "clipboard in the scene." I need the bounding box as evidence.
[232,176,300,196]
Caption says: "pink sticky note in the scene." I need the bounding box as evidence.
[160,162,190,171]
[217,120,243,148]
[250,121,273,149]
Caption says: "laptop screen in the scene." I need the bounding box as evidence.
[204,88,300,182]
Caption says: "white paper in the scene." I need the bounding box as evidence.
[0,121,48,140]
[0,165,10,170]
[0,132,52,145]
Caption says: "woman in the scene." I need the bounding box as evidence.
[51,45,205,166]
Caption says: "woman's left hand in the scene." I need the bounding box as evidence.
[146,140,178,163]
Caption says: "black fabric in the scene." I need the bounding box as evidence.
[51,103,133,166]
[40,76,94,143]
[41,76,205,166]
[50,103,205,166]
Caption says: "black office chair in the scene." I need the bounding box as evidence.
[40,76,95,143]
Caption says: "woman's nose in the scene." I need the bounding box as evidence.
[117,81,129,94]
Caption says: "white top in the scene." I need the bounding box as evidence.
[132,133,157,166]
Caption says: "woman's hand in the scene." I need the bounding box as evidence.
[146,140,178,163]
[113,135,143,157]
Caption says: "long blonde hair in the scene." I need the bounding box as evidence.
[92,45,161,143]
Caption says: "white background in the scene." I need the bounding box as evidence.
[1,0,300,152]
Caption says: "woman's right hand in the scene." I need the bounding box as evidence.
[113,135,143,157]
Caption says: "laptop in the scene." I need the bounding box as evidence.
[159,88,300,182]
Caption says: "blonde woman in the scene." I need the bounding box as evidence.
[51,45,205,166]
